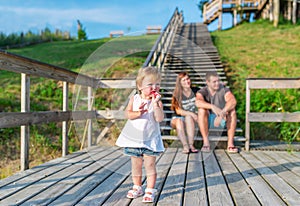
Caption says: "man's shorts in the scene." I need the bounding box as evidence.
[209,113,226,129]
[124,147,161,157]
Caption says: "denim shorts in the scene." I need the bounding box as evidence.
[172,115,185,121]
[124,147,161,157]
[209,113,226,129]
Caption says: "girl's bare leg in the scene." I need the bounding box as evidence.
[131,156,143,186]
[143,155,157,189]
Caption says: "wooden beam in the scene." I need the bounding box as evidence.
[62,81,69,157]
[97,79,136,88]
[247,78,300,89]
[0,111,96,128]
[0,50,97,88]
[20,73,30,171]
[96,110,126,119]
[248,112,300,122]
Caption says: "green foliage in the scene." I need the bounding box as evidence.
[0,27,74,48]
[197,0,209,17]
[77,20,87,40]
[212,20,300,142]
[1,35,157,178]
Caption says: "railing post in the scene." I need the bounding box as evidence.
[87,86,93,148]
[245,79,250,151]
[203,4,207,23]
[21,73,30,171]
[218,0,223,30]
[62,81,69,157]
[292,0,297,24]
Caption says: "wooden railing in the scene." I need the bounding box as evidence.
[245,78,300,151]
[203,0,266,26]
[143,7,183,69]
[0,50,137,170]
[0,7,183,172]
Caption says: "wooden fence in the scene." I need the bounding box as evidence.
[0,8,182,172]
[245,78,300,151]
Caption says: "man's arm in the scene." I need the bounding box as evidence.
[195,92,212,109]
[196,92,223,116]
[223,91,237,113]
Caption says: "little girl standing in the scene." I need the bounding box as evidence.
[116,66,164,203]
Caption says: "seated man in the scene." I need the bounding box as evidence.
[195,71,238,153]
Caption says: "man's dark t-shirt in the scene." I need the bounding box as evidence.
[197,84,230,113]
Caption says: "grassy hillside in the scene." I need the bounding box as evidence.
[0,35,158,178]
[1,20,299,178]
[211,19,299,142]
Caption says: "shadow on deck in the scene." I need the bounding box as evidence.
[0,142,299,205]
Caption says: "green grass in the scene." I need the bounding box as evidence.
[1,21,300,178]
[0,34,158,179]
[211,19,300,141]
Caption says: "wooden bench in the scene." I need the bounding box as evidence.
[146,26,162,34]
[109,30,124,38]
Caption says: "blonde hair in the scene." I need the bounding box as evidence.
[136,66,161,92]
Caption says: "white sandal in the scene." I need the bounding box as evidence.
[127,185,144,199]
[142,188,157,203]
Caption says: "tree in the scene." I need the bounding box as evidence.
[77,20,87,40]
[198,0,209,17]
[273,0,280,27]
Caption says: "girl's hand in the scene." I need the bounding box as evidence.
[150,90,161,103]
[138,102,148,116]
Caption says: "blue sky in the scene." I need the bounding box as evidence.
[0,0,232,40]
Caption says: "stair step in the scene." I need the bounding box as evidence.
[160,125,243,133]
[162,135,246,141]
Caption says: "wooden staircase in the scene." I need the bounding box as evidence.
[203,0,270,29]
[158,22,245,143]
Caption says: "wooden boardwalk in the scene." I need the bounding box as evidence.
[0,145,299,205]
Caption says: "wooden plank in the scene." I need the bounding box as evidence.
[215,150,260,206]
[202,152,233,205]
[0,111,96,128]
[229,151,286,205]
[48,147,127,205]
[184,152,208,206]
[0,50,97,87]
[18,147,117,205]
[162,136,246,142]
[20,73,30,171]
[240,151,299,205]
[248,112,300,122]
[74,157,131,206]
[252,151,300,192]
[0,148,101,203]
[131,148,178,206]
[101,175,133,206]
[268,151,300,175]
[97,79,135,89]
[247,78,300,89]
[157,148,188,205]
[0,150,85,188]
[96,110,125,119]
[127,148,177,206]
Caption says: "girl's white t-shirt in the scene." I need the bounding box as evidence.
[116,94,165,152]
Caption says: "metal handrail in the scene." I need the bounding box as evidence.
[143,7,183,69]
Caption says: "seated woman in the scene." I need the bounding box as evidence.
[170,72,198,154]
